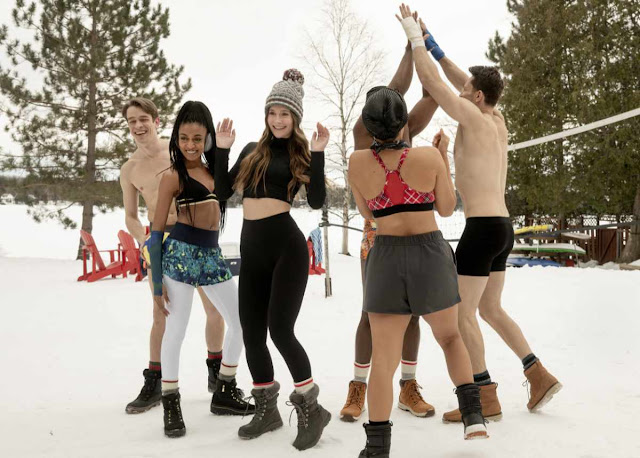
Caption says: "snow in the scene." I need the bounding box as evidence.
[1,204,639,457]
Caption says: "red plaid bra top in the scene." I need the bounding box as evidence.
[366,148,435,218]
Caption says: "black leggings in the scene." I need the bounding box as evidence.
[239,212,312,384]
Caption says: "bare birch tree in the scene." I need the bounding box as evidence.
[303,0,384,255]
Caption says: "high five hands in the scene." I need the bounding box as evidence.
[396,4,445,60]
[396,3,426,49]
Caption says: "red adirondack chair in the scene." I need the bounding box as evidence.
[117,230,144,282]
[307,238,326,275]
[77,230,126,282]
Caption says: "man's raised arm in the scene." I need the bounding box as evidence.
[396,4,479,126]
[414,17,468,92]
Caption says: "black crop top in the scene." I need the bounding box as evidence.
[176,175,218,207]
[214,137,326,209]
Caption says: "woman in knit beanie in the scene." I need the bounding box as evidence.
[214,69,331,451]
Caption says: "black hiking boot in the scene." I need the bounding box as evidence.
[162,390,186,438]
[125,369,162,414]
[238,382,283,440]
[206,358,221,393]
[210,377,256,416]
[456,383,489,440]
[287,384,331,450]
[359,422,392,457]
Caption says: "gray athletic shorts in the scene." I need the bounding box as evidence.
[363,231,461,316]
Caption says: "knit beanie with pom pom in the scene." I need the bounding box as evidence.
[265,68,305,121]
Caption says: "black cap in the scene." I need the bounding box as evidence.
[361,86,408,141]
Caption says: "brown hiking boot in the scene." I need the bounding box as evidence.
[524,361,562,412]
[340,381,366,422]
[442,383,502,423]
[398,379,435,417]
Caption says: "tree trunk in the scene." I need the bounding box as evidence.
[322,205,332,297]
[77,199,94,259]
[77,11,98,260]
[341,197,349,255]
[618,184,640,263]
[340,121,350,255]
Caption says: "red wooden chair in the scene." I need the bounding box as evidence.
[77,230,126,282]
[117,230,144,282]
[307,239,326,275]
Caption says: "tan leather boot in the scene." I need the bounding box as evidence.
[340,381,366,422]
[442,383,502,423]
[398,379,435,417]
[524,361,562,412]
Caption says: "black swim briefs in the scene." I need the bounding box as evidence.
[455,217,514,276]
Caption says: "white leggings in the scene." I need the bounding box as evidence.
[161,275,243,382]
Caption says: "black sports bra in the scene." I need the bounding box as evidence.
[176,175,218,207]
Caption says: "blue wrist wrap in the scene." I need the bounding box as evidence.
[424,28,445,61]
[149,231,163,296]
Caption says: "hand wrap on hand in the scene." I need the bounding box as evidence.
[400,17,425,50]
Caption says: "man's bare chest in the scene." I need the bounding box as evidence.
[130,161,167,195]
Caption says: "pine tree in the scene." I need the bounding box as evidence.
[488,0,639,256]
[0,0,191,257]
[487,0,585,227]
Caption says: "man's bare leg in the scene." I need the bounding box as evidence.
[197,287,226,393]
[147,269,166,363]
[197,288,225,353]
[478,272,531,359]
[125,269,165,413]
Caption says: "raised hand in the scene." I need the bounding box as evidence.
[310,122,330,151]
[396,4,424,49]
[404,10,420,49]
[395,3,414,21]
[215,118,236,149]
[419,17,445,60]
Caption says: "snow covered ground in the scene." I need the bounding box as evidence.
[1,205,639,457]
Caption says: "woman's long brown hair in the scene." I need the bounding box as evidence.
[234,115,311,200]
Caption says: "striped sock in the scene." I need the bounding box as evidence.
[162,380,179,394]
[473,370,492,386]
[353,362,371,383]
[400,360,417,381]
[294,377,315,394]
[522,353,538,370]
[219,362,238,381]
[253,381,275,390]
[149,361,161,372]
[208,350,222,360]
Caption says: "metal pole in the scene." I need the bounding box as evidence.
[321,205,332,297]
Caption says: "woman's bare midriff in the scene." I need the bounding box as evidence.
[242,198,292,220]
[375,211,439,236]
[176,201,221,231]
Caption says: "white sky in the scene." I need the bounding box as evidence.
[0,0,514,169]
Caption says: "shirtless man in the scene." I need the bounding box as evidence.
[340,36,440,422]
[119,98,226,413]
[397,4,561,422]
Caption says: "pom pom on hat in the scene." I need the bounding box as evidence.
[283,68,305,86]
[265,68,305,120]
